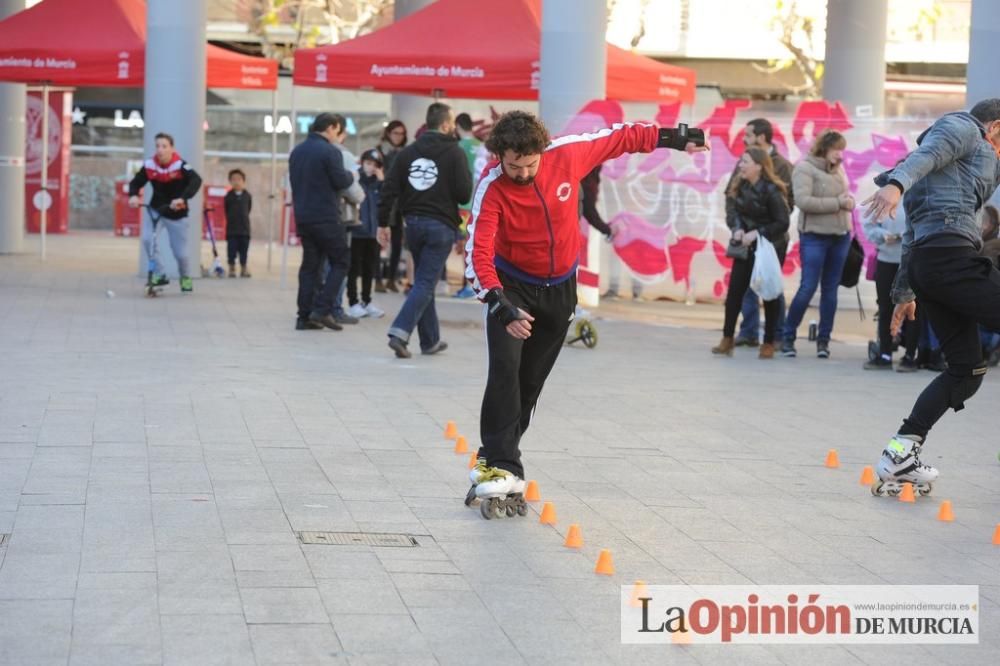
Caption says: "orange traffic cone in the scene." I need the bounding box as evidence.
[937,500,954,522]
[992,524,1000,545]
[539,502,557,525]
[825,449,840,468]
[859,466,875,485]
[594,549,615,575]
[629,580,648,608]
[467,452,477,469]
[524,480,540,502]
[454,435,468,454]
[899,482,916,503]
[444,420,457,439]
[564,524,582,548]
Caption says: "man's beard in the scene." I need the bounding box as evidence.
[512,175,535,186]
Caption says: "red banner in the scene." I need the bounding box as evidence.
[25,89,72,234]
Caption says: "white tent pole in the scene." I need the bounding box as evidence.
[39,82,49,261]
[280,82,296,289]
[266,87,277,271]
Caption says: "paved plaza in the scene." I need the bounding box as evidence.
[0,234,998,665]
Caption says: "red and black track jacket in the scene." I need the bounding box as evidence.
[128,152,202,220]
[464,123,659,295]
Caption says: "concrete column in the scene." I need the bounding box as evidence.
[389,0,436,137]
[539,0,606,134]
[0,0,26,254]
[141,0,207,277]
[966,0,1000,107]
[823,0,888,118]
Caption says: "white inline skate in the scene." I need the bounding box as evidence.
[470,466,527,519]
[464,457,489,507]
[871,435,939,497]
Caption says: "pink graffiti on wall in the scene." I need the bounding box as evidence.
[571,99,914,299]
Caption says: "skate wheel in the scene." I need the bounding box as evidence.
[480,499,494,520]
[505,503,516,517]
[464,485,477,507]
[489,498,505,519]
[516,503,528,517]
[867,341,878,362]
[918,483,932,497]
[576,320,598,349]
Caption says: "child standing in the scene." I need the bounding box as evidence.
[347,150,385,318]
[224,169,252,278]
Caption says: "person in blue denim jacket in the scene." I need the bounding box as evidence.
[861,99,1000,497]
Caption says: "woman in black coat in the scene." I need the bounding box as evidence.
[713,147,791,358]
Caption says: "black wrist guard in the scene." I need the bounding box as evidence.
[657,123,706,150]
[485,288,520,326]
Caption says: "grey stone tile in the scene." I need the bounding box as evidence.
[158,579,244,615]
[317,579,407,615]
[241,587,330,624]
[248,624,348,665]
[0,599,73,664]
[160,614,254,666]
[330,613,430,655]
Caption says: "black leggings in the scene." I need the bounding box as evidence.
[348,237,380,306]
[227,235,249,267]
[899,246,1000,441]
[723,244,786,344]
[874,259,919,357]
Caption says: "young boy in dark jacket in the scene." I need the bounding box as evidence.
[224,169,252,278]
[347,150,385,318]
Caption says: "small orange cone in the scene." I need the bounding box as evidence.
[454,435,468,454]
[629,580,648,608]
[564,524,582,548]
[992,524,1000,545]
[467,452,477,469]
[899,482,916,503]
[937,500,954,522]
[444,420,457,439]
[594,549,615,575]
[539,502,557,525]
[825,449,840,468]
[524,480,540,502]
[859,466,875,485]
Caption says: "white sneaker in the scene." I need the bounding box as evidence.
[364,302,385,318]
[347,303,368,319]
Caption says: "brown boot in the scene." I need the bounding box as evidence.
[711,336,735,356]
[758,342,775,359]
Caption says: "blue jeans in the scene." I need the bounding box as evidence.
[737,291,786,341]
[783,233,851,343]
[142,212,190,277]
[387,216,456,350]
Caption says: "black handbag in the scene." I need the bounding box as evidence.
[725,239,749,261]
[840,235,865,288]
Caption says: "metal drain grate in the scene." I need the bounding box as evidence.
[298,531,418,547]
[0,534,9,547]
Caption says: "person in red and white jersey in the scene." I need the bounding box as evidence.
[128,132,202,292]
[465,110,708,505]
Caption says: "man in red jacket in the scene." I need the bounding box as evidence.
[465,110,708,515]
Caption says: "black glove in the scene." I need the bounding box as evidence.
[485,288,521,326]
[657,123,706,151]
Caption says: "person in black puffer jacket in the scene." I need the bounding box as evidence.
[713,147,791,359]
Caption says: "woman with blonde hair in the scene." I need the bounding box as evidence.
[713,147,791,358]
[780,130,855,359]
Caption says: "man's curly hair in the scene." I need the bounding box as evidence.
[485,111,550,157]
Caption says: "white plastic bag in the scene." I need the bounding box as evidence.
[749,234,783,301]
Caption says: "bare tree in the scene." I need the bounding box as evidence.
[237,0,393,69]
[754,0,824,98]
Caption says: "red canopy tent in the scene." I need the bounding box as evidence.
[0,0,278,259]
[293,0,695,103]
[0,0,278,89]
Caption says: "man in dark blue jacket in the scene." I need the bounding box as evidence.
[289,113,356,331]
